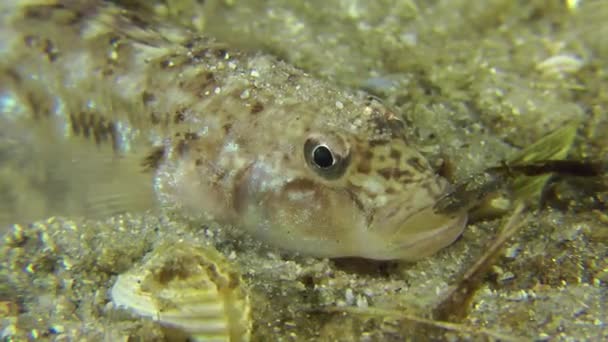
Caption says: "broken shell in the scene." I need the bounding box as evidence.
[111,242,251,341]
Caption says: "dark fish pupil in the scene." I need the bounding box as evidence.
[312,145,334,168]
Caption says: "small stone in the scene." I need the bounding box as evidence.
[356,295,368,308]
[49,325,64,334]
[497,271,515,283]
[345,288,355,305]
[504,244,521,259]
[537,54,584,76]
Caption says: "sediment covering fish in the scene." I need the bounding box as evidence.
[0,1,466,260]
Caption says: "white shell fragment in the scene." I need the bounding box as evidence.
[111,242,251,341]
[536,54,584,76]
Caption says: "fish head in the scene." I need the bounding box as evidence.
[224,101,467,261]
[153,90,466,261]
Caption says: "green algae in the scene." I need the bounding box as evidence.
[509,121,579,202]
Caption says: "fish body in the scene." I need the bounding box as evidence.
[0,1,467,260]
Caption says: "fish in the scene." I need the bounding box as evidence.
[0,0,467,260]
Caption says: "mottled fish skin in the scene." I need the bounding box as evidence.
[0,1,467,260]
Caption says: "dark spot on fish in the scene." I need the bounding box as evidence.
[108,121,119,152]
[175,139,189,156]
[369,139,390,147]
[24,5,60,20]
[223,123,232,134]
[22,35,58,61]
[23,35,37,48]
[250,101,264,115]
[142,91,156,106]
[347,182,379,200]
[149,112,161,125]
[180,71,217,97]
[396,169,414,180]
[92,117,107,145]
[78,112,91,138]
[25,90,50,119]
[123,12,151,31]
[373,116,406,139]
[390,149,401,160]
[347,182,364,193]
[69,111,122,149]
[4,69,22,83]
[174,111,185,123]
[346,189,366,215]
[69,112,81,135]
[227,271,241,290]
[184,132,198,140]
[43,39,59,62]
[232,163,254,214]
[195,158,203,166]
[142,146,165,171]
[377,168,414,181]
[377,168,394,179]
[357,161,372,174]
[407,157,427,173]
[205,263,234,290]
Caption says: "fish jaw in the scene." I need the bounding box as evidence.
[369,204,468,260]
[358,176,468,260]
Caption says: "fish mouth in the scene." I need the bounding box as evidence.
[367,196,468,260]
[387,205,468,260]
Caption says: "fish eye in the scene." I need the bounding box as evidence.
[312,145,334,168]
[304,135,350,179]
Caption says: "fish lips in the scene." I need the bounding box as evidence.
[374,204,468,260]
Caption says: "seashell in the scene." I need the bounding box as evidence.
[111,242,251,341]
